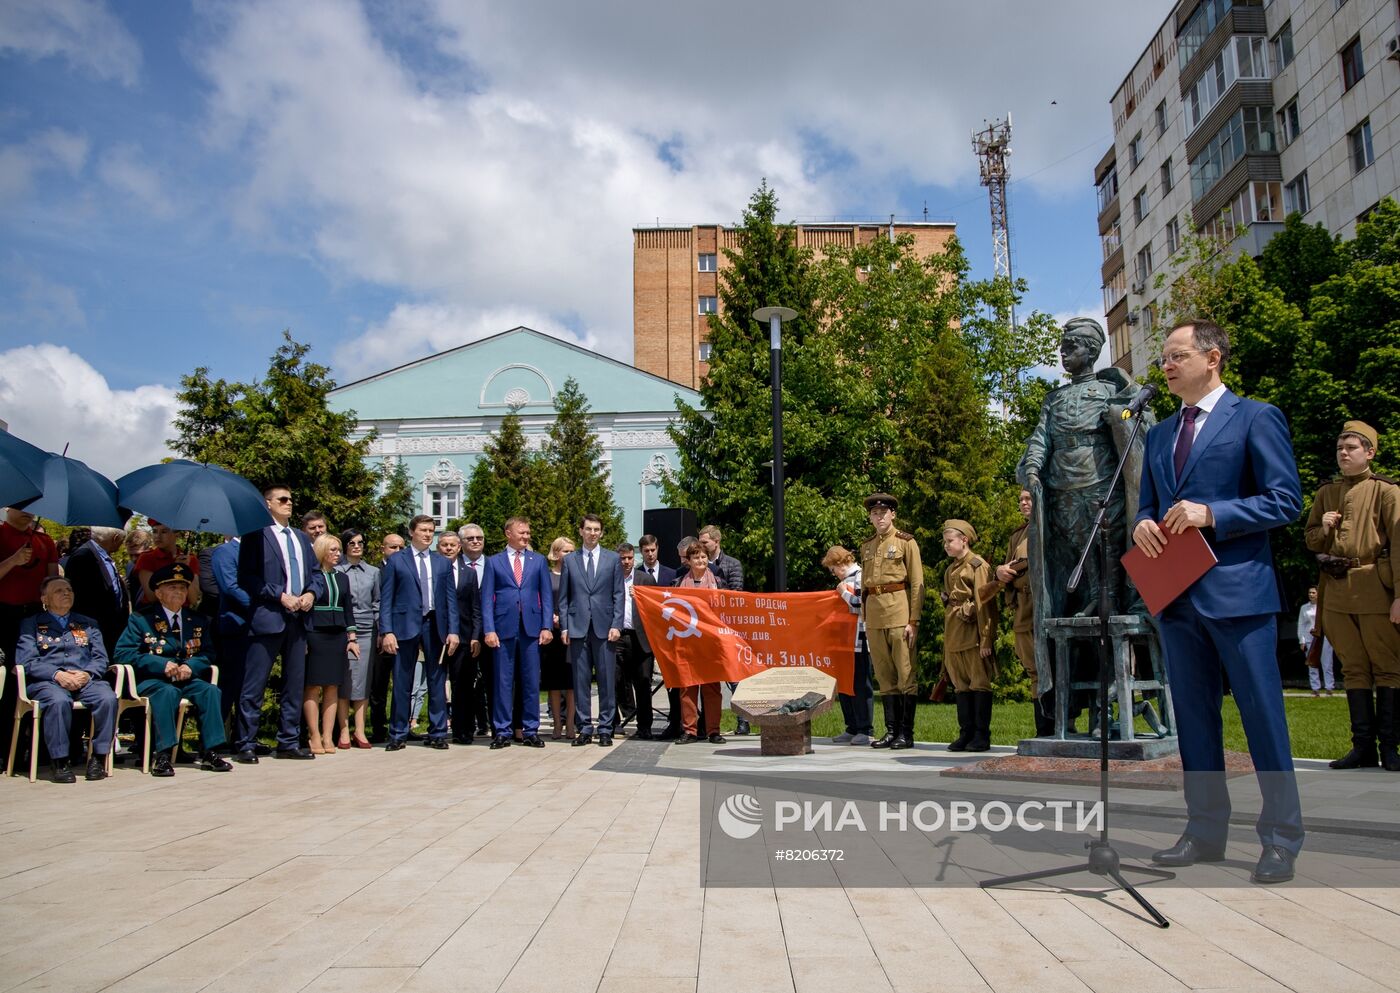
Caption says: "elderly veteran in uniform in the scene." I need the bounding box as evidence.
[1304,419,1400,772]
[114,563,233,776]
[859,493,924,750]
[14,576,118,783]
[941,520,998,752]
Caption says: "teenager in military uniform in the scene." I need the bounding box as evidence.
[14,576,117,783]
[1304,420,1400,771]
[999,489,1051,736]
[941,520,998,751]
[859,494,923,750]
[114,563,233,776]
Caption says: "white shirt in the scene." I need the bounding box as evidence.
[163,606,182,633]
[623,574,634,629]
[1297,602,1316,645]
[271,525,306,592]
[1176,382,1228,446]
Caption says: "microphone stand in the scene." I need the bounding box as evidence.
[980,404,1173,928]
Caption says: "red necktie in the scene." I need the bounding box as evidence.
[513,551,523,585]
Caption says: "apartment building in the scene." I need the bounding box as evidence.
[633,221,956,389]
[1097,0,1400,374]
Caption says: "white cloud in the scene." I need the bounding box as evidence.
[96,142,175,218]
[0,127,88,203]
[0,345,178,477]
[334,302,595,379]
[0,0,141,85]
[194,0,1164,370]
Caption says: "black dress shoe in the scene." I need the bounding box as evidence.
[521,735,546,748]
[385,739,407,751]
[426,738,449,750]
[708,732,727,744]
[253,743,272,756]
[151,753,176,778]
[233,750,259,765]
[50,759,76,784]
[274,747,315,760]
[1252,845,1296,884]
[676,734,700,744]
[598,734,613,747]
[490,736,511,749]
[452,735,474,745]
[1151,835,1226,866]
[85,754,107,781]
[573,733,594,747]
[200,751,233,772]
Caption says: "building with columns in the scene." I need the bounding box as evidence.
[327,326,701,537]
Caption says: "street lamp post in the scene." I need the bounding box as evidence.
[752,306,797,592]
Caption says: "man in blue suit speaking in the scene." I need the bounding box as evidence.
[481,516,552,749]
[379,515,459,750]
[1134,319,1304,884]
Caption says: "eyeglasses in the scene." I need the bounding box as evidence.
[464,535,484,541]
[271,496,292,504]
[1159,348,1202,366]
[347,538,365,546]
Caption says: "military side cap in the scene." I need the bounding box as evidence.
[1341,420,1379,449]
[942,519,977,542]
[151,562,193,588]
[1062,316,1106,349]
[864,493,898,511]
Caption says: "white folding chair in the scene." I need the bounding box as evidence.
[5,665,117,783]
[117,664,219,773]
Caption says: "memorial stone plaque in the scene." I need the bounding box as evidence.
[731,667,836,756]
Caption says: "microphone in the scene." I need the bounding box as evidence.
[1120,383,1159,420]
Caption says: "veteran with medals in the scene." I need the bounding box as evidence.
[115,563,233,776]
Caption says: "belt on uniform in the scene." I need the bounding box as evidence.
[867,581,908,595]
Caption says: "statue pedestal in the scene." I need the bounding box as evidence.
[1030,614,1178,761]
[731,668,836,757]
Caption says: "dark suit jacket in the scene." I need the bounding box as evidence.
[211,539,250,636]
[481,547,552,639]
[1136,388,1302,618]
[557,545,626,639]
[630,568,656,654]
[63,542,129,654]
[637,562,677,586]
[379,547,459,643]
[709,552,744,591]
[237,525,326,636]
[448,557,484,645]
[308,571,356,631]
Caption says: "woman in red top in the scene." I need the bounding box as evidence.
[134,521,199,608]
[675,542,726,745]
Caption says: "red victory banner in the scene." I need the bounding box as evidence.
[634,586,857,694]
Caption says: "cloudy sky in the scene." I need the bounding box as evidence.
[0,0,1169,475]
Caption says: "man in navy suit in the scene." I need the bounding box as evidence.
[63,527,129,657]
[210,537,249,735]
[233,484,325,762]
[558,514,626,746]
[380,515,460,750]
[1134,320,1304,884]
[437,531,483,743]
[481,516,552,748]
[636,534,678,586]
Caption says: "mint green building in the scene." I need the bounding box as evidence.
[328,327,701,537]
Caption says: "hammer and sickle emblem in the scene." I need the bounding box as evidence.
[661,597,701,640]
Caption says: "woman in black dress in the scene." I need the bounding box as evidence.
[540,536,575,738]
[303,534,358,755]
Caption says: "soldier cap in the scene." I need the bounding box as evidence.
[863,493,898,511]
[151,562,193,589]
[942,519,977,542]
[1340,420,1379,450]
[1061,317,1106,349]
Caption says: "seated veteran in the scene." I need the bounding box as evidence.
[15,576,118,783]
[114,563,233,776]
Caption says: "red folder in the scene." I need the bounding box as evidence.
[1121,525,1218,615]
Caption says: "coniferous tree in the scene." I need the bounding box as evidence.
[537,377,623,545]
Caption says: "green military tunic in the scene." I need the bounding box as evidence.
[114,607,226,753]
[942,552,996,692]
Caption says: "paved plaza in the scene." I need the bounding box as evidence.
[3,736,1400,993]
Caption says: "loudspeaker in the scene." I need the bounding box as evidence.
[643,508,698,570]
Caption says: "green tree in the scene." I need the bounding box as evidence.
[170,331,414,539]
[1258,212,1343,313]
[460,410,538,554]
[535,377,624,546]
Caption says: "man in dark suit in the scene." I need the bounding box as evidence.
[558,514,625,746]
[638,534,681,738]
[232,484,325,763]
[380,515,460,750]
[616,544,658,739]
[457,523,492,736]
[481,516,552,748]
[63,526,129,657]
[1134,320,1305,884]
[437,531,483,743]
[210,537,249,737]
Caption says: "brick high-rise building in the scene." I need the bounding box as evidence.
[633,221,956,388]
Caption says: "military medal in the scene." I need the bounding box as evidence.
[70,624,88,647]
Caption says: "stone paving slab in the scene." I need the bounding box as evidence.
[1,737,1398,993]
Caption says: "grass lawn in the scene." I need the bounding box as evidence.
[715,693,1351,760]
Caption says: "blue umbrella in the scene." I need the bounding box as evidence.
[17,451,124,527]
[0,431,48,508]
[116,460,273,536]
